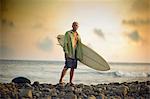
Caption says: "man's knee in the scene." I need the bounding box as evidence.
[63,67,68,70]
[71,68,74,71]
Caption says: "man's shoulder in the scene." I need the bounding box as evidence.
[65,30,73,36]
[66,30,73,34]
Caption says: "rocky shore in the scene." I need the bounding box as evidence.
[0,81,150,99]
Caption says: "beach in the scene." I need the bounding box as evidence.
[0,60,150,98]
[0,81,150,99]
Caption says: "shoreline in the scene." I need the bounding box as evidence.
[0,80,149,99]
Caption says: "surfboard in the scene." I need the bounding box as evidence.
[57,34,110,71]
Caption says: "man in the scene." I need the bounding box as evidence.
[59,22,83,85]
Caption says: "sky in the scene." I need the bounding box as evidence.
[0,0,150,62]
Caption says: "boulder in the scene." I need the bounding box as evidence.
[12,77,31,84]
[19,89,32,98]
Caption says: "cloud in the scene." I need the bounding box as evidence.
[93,28,105,39]
[1,0,8,12]
[126,31,142,42]
[1,18,15,27]
[122,18,150,26]
[131,0,149,13]
[0,45,14,58]
[32,22,50,31]
[37,37,53,52]
[33,23,43,29]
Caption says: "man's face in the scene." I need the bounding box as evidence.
[72,22,79,31]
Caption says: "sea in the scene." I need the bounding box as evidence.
[0,60,150,85]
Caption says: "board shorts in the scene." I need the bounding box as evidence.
[64,53,78,69]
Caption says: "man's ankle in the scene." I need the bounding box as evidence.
[69,82,74,85]
[59,79,62,83]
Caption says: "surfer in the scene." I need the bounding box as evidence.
[59,22,83,85]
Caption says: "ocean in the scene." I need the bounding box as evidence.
[0,60,150,85]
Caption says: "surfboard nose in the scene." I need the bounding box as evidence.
[57,37,61,39]
[56,35,60,39]
[57,35,64,40]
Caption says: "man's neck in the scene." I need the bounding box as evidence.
[72,29,77,32]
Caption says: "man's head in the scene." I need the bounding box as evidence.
[72,22,79,31]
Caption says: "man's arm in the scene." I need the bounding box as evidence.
[77,34,83,61]
[63,32,69,54]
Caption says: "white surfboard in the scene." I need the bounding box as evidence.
[57,35,110,71]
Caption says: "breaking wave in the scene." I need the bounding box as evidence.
[98,71,149,77]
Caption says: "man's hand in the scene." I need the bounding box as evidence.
[65,53,69,58]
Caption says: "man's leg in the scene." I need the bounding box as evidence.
[59,67,68,83]
[70,68,74,84]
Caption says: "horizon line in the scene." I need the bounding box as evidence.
[1,59,150,64]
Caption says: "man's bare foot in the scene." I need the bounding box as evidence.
[69,82,74,86]
[59,80,65,84]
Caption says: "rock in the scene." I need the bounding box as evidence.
[42,96,52,99]
[129,84,140,94]
[77,83,84,88]
[124,96,136,99]
[50,88,57,96]
[93,87,102,93]
[82,93,88,98]
[49,84,55,89]
[77,96,84,99]
[75,87,82,94]
[96,94,105,99]
[108,96,121,99]
[56,83,65,91]
[33,91,42,98]
[88,95,96,99]
[19,89,32,98]
[83,89,91,95]
[32,81,40,86]
[57,91,65,98]
[1,81,150,99]
[0,83,19,99]
[106,85,129,97]
[134,81,139,84]
[1,94,11,99]
[119,85,129,96]
[41,83,50,88]
[139,85,150,95]
[110,82,120,85]
[23,83,32,89]
[41,88,52,97]
[12,77,31,84]
[147,81,150,85]
[122,82,128,86]
[65,86,75,92]
[82,85,94,95]
[96,84,103,88]
[42,88,51,92]
[84,85,93,90]
[64,92,77,99]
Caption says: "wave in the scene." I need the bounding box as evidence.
[98,71,150,77]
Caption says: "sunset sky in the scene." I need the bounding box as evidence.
[1,0,150,62]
